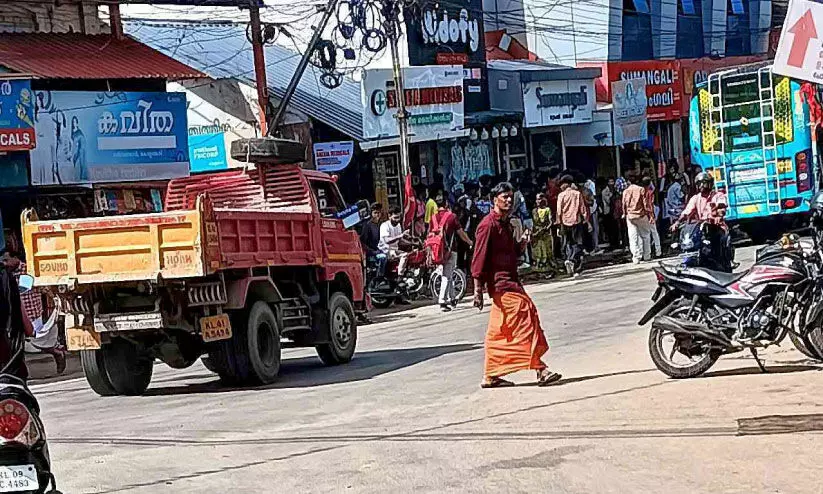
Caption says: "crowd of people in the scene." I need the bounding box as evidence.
[360,160,708,285]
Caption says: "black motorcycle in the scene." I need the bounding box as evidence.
[0,269,58,493]
[671,221,734,272]
[638,231,823,378]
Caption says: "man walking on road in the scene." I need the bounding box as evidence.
[471,182,562,389]
[556,175,590,275]
[431,197,473,312]
[622,173,653,264]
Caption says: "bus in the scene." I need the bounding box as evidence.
[689,62,817,233]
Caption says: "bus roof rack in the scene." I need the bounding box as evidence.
[230,137,306,164]
[708,61,773,78]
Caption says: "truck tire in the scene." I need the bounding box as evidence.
[100,338,154,396]
[316,293,357,365]
[80,349,117,397]
[209,302,282,385]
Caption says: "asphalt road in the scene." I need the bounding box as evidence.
[33,247,823,493]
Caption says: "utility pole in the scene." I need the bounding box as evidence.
[248,4,270,135]
[384,0,411,179]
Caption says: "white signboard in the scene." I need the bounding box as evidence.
[362,66,465,141]
[773,0,823,82]
[313,141,354,172]
[611,77,648,145]
[522,79,595,128]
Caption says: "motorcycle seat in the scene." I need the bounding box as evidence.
[663,264,746,286]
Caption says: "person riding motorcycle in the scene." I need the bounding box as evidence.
[670,172,734,271]
[360,202,387,278]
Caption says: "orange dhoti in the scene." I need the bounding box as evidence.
[484,291,549,379]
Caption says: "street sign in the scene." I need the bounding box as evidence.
[773,0,823,82]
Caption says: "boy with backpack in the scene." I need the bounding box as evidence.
[427,197,473,312]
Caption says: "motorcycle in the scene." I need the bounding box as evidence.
[638,228,823,378]
[671,221,734,272]
[366,241,467,309]
[0,272,59,493]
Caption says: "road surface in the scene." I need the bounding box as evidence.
[34,247,823,493]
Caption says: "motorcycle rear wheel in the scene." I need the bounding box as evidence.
[648,300,721,379]
[789,331,823,361]
[805,325,823,361]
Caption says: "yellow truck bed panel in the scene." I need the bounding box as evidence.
[22,210,206,286]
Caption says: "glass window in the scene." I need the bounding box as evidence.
[309,180,346,217]
[680,0,696,16]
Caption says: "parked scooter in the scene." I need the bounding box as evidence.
[0,270,59,493]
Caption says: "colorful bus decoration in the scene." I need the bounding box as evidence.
[689,63,815,223]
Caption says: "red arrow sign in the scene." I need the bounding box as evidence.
[788,9,818,68]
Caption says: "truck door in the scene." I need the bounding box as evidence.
[307,178,363,267]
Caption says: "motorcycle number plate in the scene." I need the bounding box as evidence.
[66,327,102,351]
[0,465,39,492]
[200,314,232,343]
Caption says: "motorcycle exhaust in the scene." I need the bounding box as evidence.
[652,315,732,347]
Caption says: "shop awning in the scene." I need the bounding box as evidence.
[0,33,204,80]
[488,60,602,82]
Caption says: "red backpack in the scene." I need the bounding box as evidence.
[425,210,455,265]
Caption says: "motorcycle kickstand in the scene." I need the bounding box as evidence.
[750,347,767,373]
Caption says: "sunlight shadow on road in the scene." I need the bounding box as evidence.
[512,368,656,387]
[738,413,823,436]
[702,364,821,379]
[143,343,482,396]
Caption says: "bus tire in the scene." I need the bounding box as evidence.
[100,338,154,396]
[316,293,357,365]
[80,349,117,397]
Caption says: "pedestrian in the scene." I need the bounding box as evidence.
[642,176,663,258]
[430,197,473,312]
[622,173,653,264]
[531,192,554,276]
[601,177,620,250]
[556,174,590,275]
[663,175,686,230]
[471,182,562,388]
[424,186,441,230]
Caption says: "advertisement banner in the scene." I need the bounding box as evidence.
[611,77,648,145]
[30,91,189,185]
[522,79,595,128]
[189,133,228,173]
[362,66,465,141]
[0,80,36,151]
[313,141,354,172]
[602,60,682,121]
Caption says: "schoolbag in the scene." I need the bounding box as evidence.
[424,211,455,265]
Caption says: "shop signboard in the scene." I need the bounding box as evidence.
[313,141,354,172]
[0,80,36,152]
[189,132,228,173]
[611,77,648,145]
[602,60,683,121]
[679,55,765,115]
[362,66,465,141]
[30,91,189,185]
[404,0,488,112]
[522,79,595,128]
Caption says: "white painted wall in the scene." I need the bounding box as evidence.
[0,1,107,34]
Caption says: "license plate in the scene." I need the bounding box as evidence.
[66,326,101,351]
[0,465,39,492]
[200,314,232,343]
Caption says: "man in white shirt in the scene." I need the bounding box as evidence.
[379,206,408,275]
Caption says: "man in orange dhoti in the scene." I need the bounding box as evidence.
[471,182,562,388]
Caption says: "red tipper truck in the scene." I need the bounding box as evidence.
[21,138,369,396]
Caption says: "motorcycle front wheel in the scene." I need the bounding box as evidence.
[367,277,393,309]
[648,300,721,379]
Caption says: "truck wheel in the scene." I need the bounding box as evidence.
[316,293,357,365]
[80,349,116,397]
[101,338,154,396]
[241,302,282,384]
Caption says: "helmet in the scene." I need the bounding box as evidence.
[695,172,715,188]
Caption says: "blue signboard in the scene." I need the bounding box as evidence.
[30,91,189,185]
[0,80,35,151]
[189,132,228,173]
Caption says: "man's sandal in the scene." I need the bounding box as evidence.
[537,370,563,387]
[480,377,515,389]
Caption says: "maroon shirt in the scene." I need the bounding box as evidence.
[470,211,524,296]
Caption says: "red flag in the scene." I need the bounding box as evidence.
[402,174,417,230]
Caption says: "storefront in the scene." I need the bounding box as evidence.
[488,60,602,178]
[360,65,468,208]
